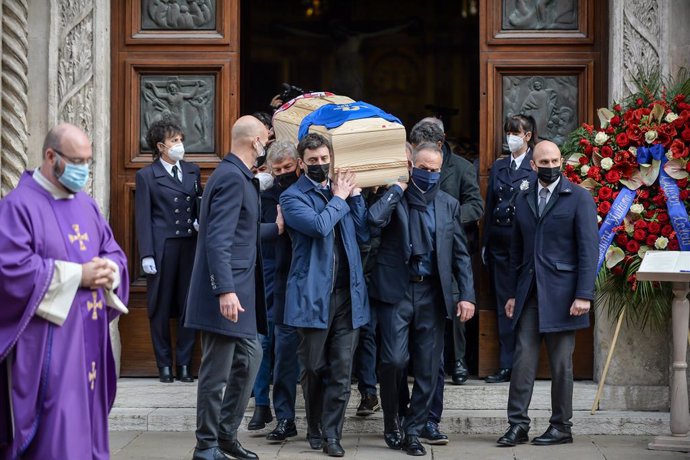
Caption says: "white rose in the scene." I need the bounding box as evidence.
[654,236,669,250]
[629,146,637,156]
[594,131,609,145]
[581,165,590,176]
[597,215,602,224]
[645,130,658,144]
[666,151,674,161]
[666,112,679,123]
[629,203,644,214]
[600,157,614,170]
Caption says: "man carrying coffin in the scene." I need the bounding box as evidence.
[0,123,129,460]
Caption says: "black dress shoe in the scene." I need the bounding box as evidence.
[383,431,403,450]
[247,404,272,430]
[218,439,258,460]
[419,421,449,445]
[485,368,511,383]
[496,425,529,447]
[158,366,173,383]
[306,431,323,450]
[451,359,468,385]
[402,435,426,456]
[356,393,380,416]
[176,365,194,382]
[323,438,345,457]
[266,418,297,441]
[192,447,227,460]
[531,425,573,445]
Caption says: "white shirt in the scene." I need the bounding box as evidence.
[511,149,528,169]
[537,176,560,206]
[159,158,182,181]
[33,169,74,200]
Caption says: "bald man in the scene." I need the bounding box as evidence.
[497,141,597,448]
[0,123,129,459]
[185,115,272,460]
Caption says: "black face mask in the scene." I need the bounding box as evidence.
[537,166,561,184]
[306,163,330,183]
[275,170,299,189]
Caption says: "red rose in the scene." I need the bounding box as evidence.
[598,201,612,214]
[682,128,690,142]
[579,138,590,147]
[584,144,594,156]
[648,222,661,234]
[658,213,670,223]
[634,220,648,230]
[606,170,622,183]
[674,94,686,104]
[598,186,613,200]
[633,229,647,241]
[610,115,621,127]
[616,234,629,246]
[670,139,689,159]
[636,98,644,106]
[646,234,658,246]
[612,191,620,200]
[677,178,688,188]
[587,166,601,180]
[686,161,690,173]
[681,189,690,201]
[601,145,614,158]
[605,126,615,134]
[570,175,582,184]
[669,239,680,250]
[661,225,674,237]
[579,156,589,165]
[626,240,641,253]
[614,104,623,112]
[646,210,656,218]
[611,265,624,276]
[615,133,629,148]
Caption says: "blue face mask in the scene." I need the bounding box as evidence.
[411,167,441,192]
[56,157,90,193]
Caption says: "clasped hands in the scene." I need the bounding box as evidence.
[504,298,591,318]
[81,257,117,290]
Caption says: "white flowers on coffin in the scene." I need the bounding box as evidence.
[600,157,614,170]
[594,131,609,145]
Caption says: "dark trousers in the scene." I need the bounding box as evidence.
[150,238,196,368]
[273,323,300,420]
[377,279,445,436]
[508,296,576,432]
[298,287,359,440]
[253,257,276,406]
[353,307,378,396]
[195,332,262,449]
[428,353,446,424]
[489,226,517,369]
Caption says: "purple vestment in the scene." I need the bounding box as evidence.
[0,172,129,460]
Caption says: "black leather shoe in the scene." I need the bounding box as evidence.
[176,365,194,382]
[383,431,403,450]
[306,431,323,450]
[402,435,426,456]
[266,418,297,441]
[247,405,272,430]
[218,439,258,460]
[451,359,468,385]
[323,438,345,457]
[496,425,529,447]
[485,368,511,383]
[356,393,380,416]
[531,425,573,445]
[192,446,227,460]
[158,366,173,383]
[420,421,449,445]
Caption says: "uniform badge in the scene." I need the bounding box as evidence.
[520,180,529,191]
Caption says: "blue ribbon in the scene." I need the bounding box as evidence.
[658,156,690,250]
[636,144,665,165]
[597,187,636,272]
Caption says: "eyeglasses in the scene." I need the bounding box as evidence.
[54,149,93,167]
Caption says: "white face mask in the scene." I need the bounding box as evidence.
[255,172,274,192]
[168,143,185,161]
[506,134,525,154]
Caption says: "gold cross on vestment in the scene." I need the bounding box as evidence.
[68,224,89,251]
[87,291,103,320]
[88,361,96,391]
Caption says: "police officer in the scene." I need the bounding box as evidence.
[135,118,202,383]
[482,115,537,384]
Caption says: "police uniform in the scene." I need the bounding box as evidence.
[135,159,202,371]
[483,150,535,370]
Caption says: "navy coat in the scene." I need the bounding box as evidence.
[368,185,476,317]
[184,153,268,338]
[508,176,598,332]
[135,159,201,316]
[279,175,370,329]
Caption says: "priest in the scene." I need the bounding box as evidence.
[0,123,129,460]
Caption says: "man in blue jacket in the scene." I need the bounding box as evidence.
[280,133,370,458]
[497,140,598,448]
[185,115,271,460]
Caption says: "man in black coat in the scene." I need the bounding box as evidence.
[497,141,597,448]
[185,115,271,460]
[368,142,476,456]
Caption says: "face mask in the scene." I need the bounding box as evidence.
[537,166,561,184]
[55,157,90,193]
[168,143,185,161]
[306,163,330,183]
[507,134,525,154]
[255,172,274,192]
[275,170,299,189]
[411,167,441,192]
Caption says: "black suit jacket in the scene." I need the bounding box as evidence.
[184,153,268,337]
[440,142,484,224]
[368,185,476,318]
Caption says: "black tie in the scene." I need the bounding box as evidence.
[511,159,518,171]
[172,165,182,183]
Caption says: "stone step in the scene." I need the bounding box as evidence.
[108,407,671,436]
